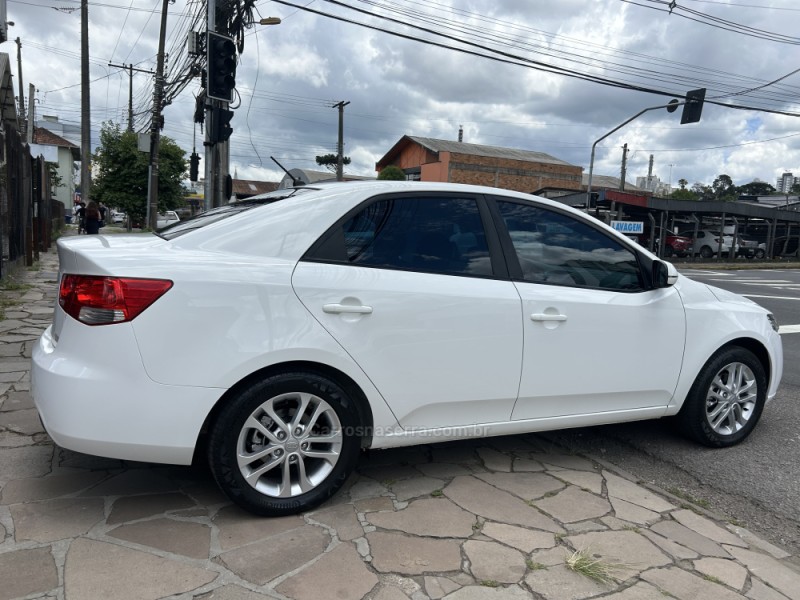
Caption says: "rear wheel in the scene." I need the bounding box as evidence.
[699,245,714,259]
[208,372,362,516]
[677,347,766,447]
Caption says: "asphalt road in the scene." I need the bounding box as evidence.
[545,267,800,556]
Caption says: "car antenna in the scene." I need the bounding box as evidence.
[270,156,304,187]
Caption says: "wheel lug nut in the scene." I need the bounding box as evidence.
[300,442,309,451]
[274,448,283,457]
[294,427,303,436]
[277,431,286,440]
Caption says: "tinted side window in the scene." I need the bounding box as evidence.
[497,201,643,291]
[329,196,493,277]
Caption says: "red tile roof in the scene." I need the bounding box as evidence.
[232,179,279,197]
[32,127,78,148]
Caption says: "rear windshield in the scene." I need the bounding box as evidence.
[157,188,315,240]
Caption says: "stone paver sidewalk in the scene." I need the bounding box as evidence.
[1,241,799,600]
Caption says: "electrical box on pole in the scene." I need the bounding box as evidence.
[680,88,706,124]
[207,31,237,102]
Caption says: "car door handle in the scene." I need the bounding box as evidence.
[323,303,373,315]
[530,313,567,322]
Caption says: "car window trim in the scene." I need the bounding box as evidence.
[302,191,510,281]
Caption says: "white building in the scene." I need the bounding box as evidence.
[776,172,798,193]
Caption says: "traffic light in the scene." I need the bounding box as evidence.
[680,88,706,125]
[209,107,234,144]
[207,32,237,102]
[189,152,200,181]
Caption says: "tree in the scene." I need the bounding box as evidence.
[738,181,776,196]
[91,122,187,228]
[47,163,63,193]
[670,188,697,201]
[691,182,714,201]
[677,178,688,190]
[712,174,736,201]
[377,165,406,180]
[791,182,800,195]
[315,153,351,172]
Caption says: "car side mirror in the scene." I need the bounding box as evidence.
[653,260,678,288]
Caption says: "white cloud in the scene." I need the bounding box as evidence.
[4,0,800,189]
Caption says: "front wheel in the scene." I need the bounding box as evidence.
[208,372,363,516]
[677,347,766,447]
[699,245,714,259]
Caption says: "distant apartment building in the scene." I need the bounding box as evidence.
[635,174,671,197]
[776,172,799,193]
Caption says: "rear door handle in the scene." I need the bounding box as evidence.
[323,303,373,315]
[530,313,567,322]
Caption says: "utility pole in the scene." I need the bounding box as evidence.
[15,37,25,137]
[108,63,155,132]
[80,0,91,204]
[204,0,217,211]
[334,100,350,181]
[619,143,628,191]
[147,0,170,230]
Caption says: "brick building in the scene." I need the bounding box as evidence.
[375,136,583,193]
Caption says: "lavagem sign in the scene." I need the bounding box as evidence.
[611,221,644,234]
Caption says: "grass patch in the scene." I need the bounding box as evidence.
[565,548,622,584]
[703,574,723,584]
[622,525,641,534]
[666,487,710,509]
[480,580,500,588]
[526,559,546,570]
[430,489,443,497]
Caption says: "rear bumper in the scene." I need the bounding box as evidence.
[32,323,223,465]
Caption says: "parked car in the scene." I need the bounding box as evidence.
[690,229,739,258]
[111,210,126,224]
[31,181,783,516]
[638,228,692,258]
[737,236,766,259]
[156,211,180,229]
[771,236,800,257]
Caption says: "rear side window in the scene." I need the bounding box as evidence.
[497,201,643,291]
[308,196,493,277]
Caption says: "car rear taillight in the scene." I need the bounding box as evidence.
[59,275,173,326]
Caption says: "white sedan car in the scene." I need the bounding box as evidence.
[32,182,783,516]
[156,210,180,229]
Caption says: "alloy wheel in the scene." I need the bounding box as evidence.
[704,362,757,436]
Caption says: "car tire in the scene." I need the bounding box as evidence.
[677,347,766,448]
[208,371,363,516]
[699,246,714,259]
[755,249,766,260]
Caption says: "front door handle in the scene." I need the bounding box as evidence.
[323,303,373,315]
[530,313,567,322]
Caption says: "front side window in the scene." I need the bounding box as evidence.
[314,196,493,277]
[497,201,643,291]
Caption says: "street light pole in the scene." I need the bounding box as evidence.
[586,99,687,209]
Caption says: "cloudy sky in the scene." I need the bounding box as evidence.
[3,0,800,190]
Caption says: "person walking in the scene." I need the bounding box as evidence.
[76,202,86,234]
[85,201,102,235]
